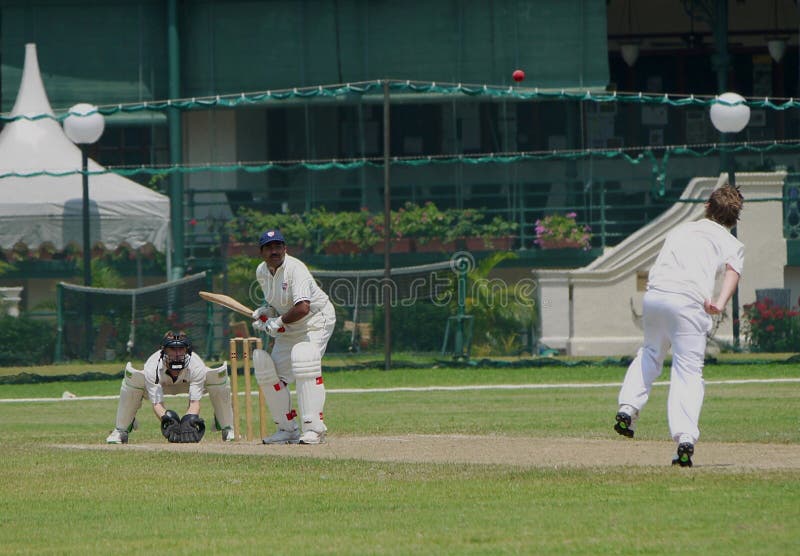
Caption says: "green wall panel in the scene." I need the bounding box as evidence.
[1,1,608,111]
[182,0,609,96]
[1,0,167,112]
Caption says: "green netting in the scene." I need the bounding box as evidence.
[56,272,211,362]
[1,80,794,124]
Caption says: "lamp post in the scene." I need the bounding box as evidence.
[63,103,105,359]
[709,91,750,348]
[64,103,105,285]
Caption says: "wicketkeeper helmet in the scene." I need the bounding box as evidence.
[160,330,193,372]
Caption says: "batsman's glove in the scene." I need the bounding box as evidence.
[265,316,285,336]
[160,409,182,442]
[179,413,206,443]
[251,306,270,321]
[252,315,285,337]
[252,317,269,334]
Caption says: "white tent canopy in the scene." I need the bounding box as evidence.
[0,43,169,252]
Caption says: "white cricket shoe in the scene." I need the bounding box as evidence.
[298,430,326,445]
[221,427,236,442]
[106,429,129,444]
[262,429,300,445]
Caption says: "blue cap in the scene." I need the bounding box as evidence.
[258,229,286,247]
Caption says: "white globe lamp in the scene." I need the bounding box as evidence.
[63,103,105,144]
[709,92,750,134]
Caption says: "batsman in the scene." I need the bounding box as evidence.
[251,229,336,445]
[105,330,235,444]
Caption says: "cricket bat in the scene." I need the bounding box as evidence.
[199,292,301,334]
[199,291,266,321]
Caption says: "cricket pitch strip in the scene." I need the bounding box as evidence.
[62,434,800,470]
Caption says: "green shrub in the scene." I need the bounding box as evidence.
[370,302,450,352]
[220,255,262,308]
[326,303,357,353]
[0,315,57,365]
[224,203,517,254]
[227,209,313,250]
[439,252,536,355]
[310,207,379,253]
[742,298,800,352]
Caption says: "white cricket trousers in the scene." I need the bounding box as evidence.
[618,289,711,444]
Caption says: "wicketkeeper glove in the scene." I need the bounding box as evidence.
[160,409,182,443]
[178,413,206,443]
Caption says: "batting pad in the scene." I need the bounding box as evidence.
[253,348,296,431]
[205,363,233,430]
[115,363,145,431]
[292,342,326,433]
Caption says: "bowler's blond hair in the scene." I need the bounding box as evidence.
[705,185,743,228]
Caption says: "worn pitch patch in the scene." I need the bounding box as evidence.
[58,435,800,470]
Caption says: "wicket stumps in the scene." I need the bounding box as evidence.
[229,337,269,441]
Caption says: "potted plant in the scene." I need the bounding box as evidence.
[28,243,57,260]
[444,209,517,251]
[444,208,484,248]
[226,209,312,256]
[473,215,518,250]
[407,202,456,252]
[312,207,379,255]
[534,212,592,250]
[369,202,441,253]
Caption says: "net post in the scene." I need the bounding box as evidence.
[382,78,392,371]
[55,283,64,363]
[204,271,215,359]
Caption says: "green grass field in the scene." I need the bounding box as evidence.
[0,360,798,554]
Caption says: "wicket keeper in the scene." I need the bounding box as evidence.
[106,331,235,444]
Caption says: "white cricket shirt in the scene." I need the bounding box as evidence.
[143,350,208,403]
[256,254,331,330]
[647,218,744,304]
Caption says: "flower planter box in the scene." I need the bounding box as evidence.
[414,238,457,253]
[463,236,515,252]
[538,239,585,250]
[372,238,413,254]
[225,242,260,257]
[324,240,361,255]
[486,236,515,250]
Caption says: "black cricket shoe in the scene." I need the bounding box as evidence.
[614,412,634,438]
[671,442,694,467]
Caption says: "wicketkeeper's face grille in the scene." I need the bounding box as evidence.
[162,347,189,372]
[160,331,193,371]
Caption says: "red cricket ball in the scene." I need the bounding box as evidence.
[512,69,525,83]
